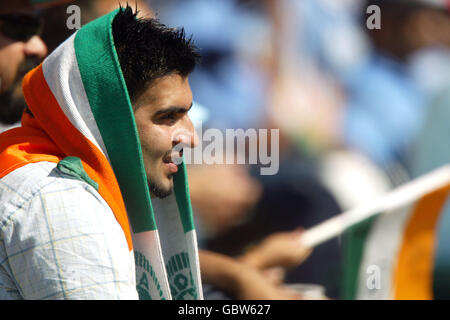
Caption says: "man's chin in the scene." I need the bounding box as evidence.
[0,58,40,124]
[148,179,173,199]
[0,86,27,124]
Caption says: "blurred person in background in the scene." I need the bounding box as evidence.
[363,0,450,174]
[304,0,450,183]
[348,0,449,181]
[0,0,50,132]
[200,230,313,300]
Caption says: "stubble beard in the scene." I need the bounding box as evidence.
[148,175,174,199]
[0,57,39,124]
[0,78,27,124]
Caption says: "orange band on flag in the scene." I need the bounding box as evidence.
[393,184,450,299]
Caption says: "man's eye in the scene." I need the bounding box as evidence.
[161,112,177,121]
[157,112,178,124]
[164,113,176,119]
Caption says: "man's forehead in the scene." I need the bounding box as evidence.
[134,74,193,111]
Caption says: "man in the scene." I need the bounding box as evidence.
[27,1,311,300]
[0,6,201,299]
[0,0,48,131]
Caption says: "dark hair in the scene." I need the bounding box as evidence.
[112,5,201,103]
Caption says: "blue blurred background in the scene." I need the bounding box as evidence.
[30,0,450,299]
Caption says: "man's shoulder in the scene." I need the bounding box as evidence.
[0,162,136,300]
[0,161,101,203]
[0,161,107,230]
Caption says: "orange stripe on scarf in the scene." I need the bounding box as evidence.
[0,64,133,250]
[393,184,450,299]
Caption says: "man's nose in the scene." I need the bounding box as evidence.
[24,35,48,60]
[173,117,199,149]
[191,127,199,148]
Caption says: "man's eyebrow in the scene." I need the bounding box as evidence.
[154,102,193,116]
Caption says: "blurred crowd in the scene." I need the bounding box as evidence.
[1,0,449,299]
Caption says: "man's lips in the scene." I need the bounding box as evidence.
[164,162,179,173]
[163,151,183,173]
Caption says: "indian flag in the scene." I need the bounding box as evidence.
[301,165,450,299]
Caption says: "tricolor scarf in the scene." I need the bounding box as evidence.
[0,10,202,300]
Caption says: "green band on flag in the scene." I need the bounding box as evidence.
[341,216,377,300]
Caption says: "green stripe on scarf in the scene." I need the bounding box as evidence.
[173,161,195,233]
[74,10,156,232]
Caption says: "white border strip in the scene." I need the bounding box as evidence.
[356,204,413,299]
[186,230,204,300]
[42,33,110,162]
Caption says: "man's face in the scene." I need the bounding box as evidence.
[0,0,47,124]
[134,73,198,198]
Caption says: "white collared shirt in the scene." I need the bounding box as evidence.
[0,161,138,300]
